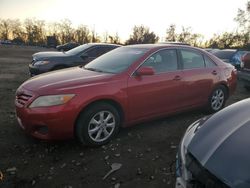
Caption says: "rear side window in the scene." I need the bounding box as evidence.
[213,50,235,60]
[86,46,113,57]
[204,56,216,67]
[180,50,205,69]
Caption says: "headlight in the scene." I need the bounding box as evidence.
[29,94,75,108]
[35,60,50,65]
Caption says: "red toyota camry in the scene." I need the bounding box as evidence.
[15,44,237,146]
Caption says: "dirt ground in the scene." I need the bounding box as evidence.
[0,45,249,188]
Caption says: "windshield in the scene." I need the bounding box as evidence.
[213,50,236,60]
[66,44,90,55]
[84,47,149,74]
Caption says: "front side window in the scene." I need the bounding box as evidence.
[180,50,205,69]
[141,49,178,73]
[85,46,116,58]
[66,44,90,56]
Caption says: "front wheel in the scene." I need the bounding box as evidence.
[75,103,120,146]
[207,85,227,113]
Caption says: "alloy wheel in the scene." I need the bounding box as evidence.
[211,89,224,111]
[88,111,116,142]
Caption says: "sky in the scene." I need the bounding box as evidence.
[0,0,248,42]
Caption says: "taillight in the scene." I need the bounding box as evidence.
[240,61,244,68]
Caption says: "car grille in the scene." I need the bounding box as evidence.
[185,152,229,188]
[16,93,32,107]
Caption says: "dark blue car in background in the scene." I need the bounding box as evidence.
[176,98,250,188]
[212,49,249,69]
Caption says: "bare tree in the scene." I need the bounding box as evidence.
[24,18,46,45]
[165,24,177,42]
[75,25,91,44]
[234,1,250,48]
[57,19,74,44]
[91,28,100,43]
[175,26,203,46]
[108,32,120,44]
[235,1,250,31]
[126,25,159,45]
[0,19,13,40]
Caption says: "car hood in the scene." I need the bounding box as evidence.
[187,99,250,188]
[33,51,69,60]
[21,67,114,94]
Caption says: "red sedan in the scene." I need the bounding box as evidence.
[15,44,237,146]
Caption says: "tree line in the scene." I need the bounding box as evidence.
[0,1,249,49]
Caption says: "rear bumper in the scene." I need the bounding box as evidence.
[238,70,250,86]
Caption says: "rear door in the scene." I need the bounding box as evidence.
[127,49,184,121]
[178,49,220,107]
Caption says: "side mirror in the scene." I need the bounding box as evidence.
[136,66,155,76]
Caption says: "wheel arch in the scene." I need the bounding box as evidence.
[214,82,229,99]
[73,98,125,136]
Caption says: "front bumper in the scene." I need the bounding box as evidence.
[175,117,230,188]
[29,64,47,76]
[15,89,77,140]
[16,104,76,140]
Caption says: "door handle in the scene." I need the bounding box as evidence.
[212,70,217,75]
[173,75,181,81]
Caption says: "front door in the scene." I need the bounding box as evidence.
[127,49,184,121]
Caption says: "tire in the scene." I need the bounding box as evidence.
[207,85,227,113]
[75,103,120,146]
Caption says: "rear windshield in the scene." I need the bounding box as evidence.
[212,51,236,60]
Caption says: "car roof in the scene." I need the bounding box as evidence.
[219,49,237,52]
[86,43,122,47]
[124,43,200,51]
[158,42,190,46]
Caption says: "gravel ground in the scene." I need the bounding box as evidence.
[0,45,249,188]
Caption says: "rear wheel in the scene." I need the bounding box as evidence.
[75,103,120,146]
[207,85,227,113]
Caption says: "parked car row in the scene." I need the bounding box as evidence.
[176,98,250,188]
[175,52,250,188]
[15,43,250,188]
[16,43,237,145]
[0,40,12,45]
[207,48,249,70]
[29,43,120,76]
